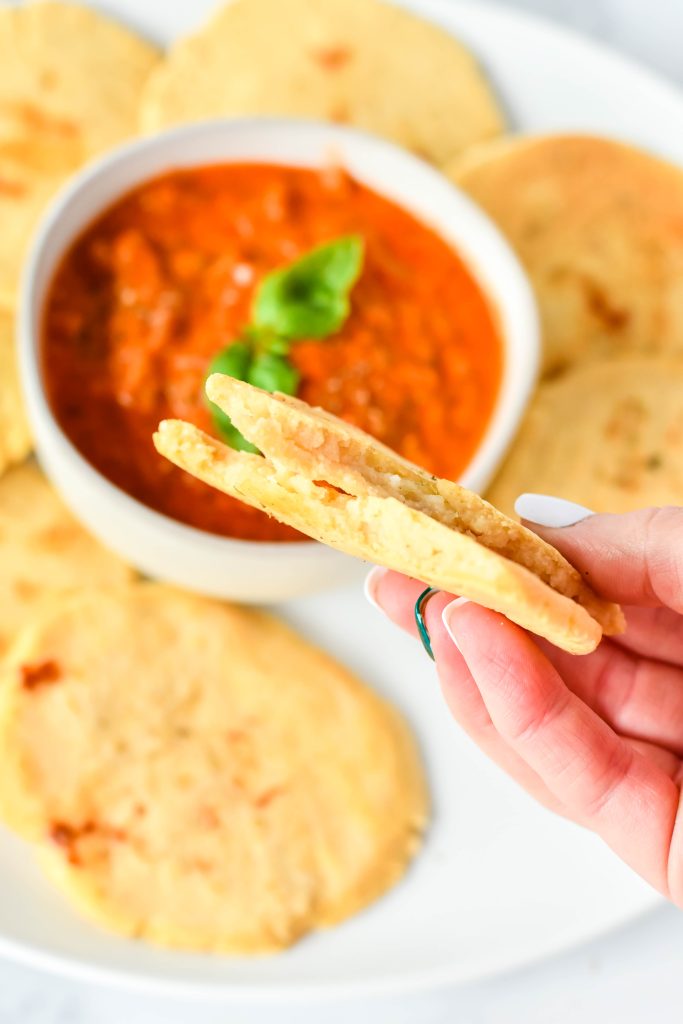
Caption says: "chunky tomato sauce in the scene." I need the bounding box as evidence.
[43,164,502,541]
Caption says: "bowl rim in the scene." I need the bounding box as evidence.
[19,115,540,558]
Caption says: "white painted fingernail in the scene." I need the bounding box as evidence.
[441,597,470,653]
[364,566,388,611]
[514,493,594,528]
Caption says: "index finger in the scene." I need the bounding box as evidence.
[521,507,683,612]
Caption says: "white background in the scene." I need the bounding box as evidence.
[3,1,683,1020]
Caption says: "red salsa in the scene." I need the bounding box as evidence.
[42,164,503,541]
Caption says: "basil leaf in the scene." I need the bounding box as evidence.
[248,352,300,395]
[253,235,364,339]
[216,419,260,454]
[204,342,259,453]
[207,341,252,381]
[294,234,364,293]
[242,325,291,357]
[256,288,348,339]
[203,236,363,452]
[260,332,291,356]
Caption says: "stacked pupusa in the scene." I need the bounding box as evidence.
[155,375,624,656]
[446,134,683,514]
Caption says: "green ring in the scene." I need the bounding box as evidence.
[414,588,440,660]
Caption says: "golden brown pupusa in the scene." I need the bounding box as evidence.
[448,134,683,374]
[154,375,624,655]
[0,583,427,952]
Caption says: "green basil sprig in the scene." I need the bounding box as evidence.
[205,343,259,454]
[205,235,363,451]
[254,234,364,339]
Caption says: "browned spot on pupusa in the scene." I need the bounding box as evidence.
[1,100,78,138]
[312,480,347,495]
[604,395,647,442]
[33,524,80,550]
[51,821,126,846]
[39,69,59,90]
[584,280,630,331]
[0,173,27,198]
[13,579,39,601]
[311,45,352,70]
[254,785,284,809]
[50,821,85,853]
[0,100,82,173]
[198,806,219,829]
[49,820,125,866]
[329,103,350,124]
[601,396,651,491]
[545,266,630,333]
[20,659,61,690]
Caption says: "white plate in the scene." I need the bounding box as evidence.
[0,0,677,1003]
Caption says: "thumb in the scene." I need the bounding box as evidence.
[515,494,683,611]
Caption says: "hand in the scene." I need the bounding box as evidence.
[366,499,683,904]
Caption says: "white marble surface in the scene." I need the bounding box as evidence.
[3,2,683,1021]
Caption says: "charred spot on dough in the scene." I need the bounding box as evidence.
[410,145,431,162]
[13,579,40,602]
[33,523,81,551]
[50,821,81,848]
[584,280,630,331]
[313,479,348,495]
[20,659,61,690]
[310,45,353,70]
[329,103,350,124]
[49,820,95,865]
[0,100,79,138]
[254,786,284,809]
[49,819,126,866]
[0,175,27,198]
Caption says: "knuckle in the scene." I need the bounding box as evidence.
[579,742,634,819]
[643,507,683,610]
[667,777,683,904]
[504,676,571,746]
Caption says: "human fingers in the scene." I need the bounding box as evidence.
[364,567,429,639]
[442,599,680,894]
[365,568,566,813]
[612,605,683,667]
[368,565,683,759]
[537,637,683,757]
[516,497,683,613]
[626,739,682,782]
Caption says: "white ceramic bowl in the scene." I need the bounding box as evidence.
[19,117,539,602]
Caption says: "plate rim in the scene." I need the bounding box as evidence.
[0,0,677,1000]
[0,897,663,1002]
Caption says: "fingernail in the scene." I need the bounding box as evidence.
[514,493,594,528]
[364,566,388,611]
[441,597,470,653]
